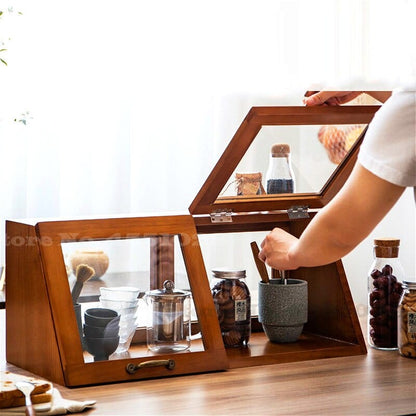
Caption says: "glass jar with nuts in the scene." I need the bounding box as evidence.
[211,268,251,348]
[398,281,416,359]
[367,239,404,350]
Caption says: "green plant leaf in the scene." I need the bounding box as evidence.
[0,58,7,66]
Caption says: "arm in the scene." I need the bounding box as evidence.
[365,91,392,102]
[259,163,405,269]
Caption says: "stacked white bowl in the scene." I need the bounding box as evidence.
[99,286,140,354]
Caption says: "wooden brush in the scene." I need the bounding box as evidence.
[71,264,95,304]
[250,241,269,283]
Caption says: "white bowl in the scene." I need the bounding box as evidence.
[115,328,136,353]
[119,310,138,319]
[99,302,138,318]
[99,298,139,310]
[119,321,137,336]
[100,286,140,301]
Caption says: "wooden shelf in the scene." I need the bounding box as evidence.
[226,331,362,369]
[81,329,361,370]
[83,338,206,364]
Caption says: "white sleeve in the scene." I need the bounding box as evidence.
[357,89,416,188]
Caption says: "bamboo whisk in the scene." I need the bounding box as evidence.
[71,264,95,304]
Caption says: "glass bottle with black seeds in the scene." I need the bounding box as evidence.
[211,268,251,348]
[265,143,295,194]
[368,238,404,350]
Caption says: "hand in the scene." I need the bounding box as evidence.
[258,228,300,270]
[303,91,363,106]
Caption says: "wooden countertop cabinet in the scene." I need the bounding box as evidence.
[5,105,383,387]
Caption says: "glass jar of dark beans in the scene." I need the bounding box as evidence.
[211,268,251,348]
[368,239,404,350]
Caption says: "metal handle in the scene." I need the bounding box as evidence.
[126,359,175,374]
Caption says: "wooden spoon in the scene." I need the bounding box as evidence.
[250,241,269,283]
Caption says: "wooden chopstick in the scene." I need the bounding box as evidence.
[250,241,269,283]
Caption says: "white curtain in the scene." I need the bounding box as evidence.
[1,0,415,304]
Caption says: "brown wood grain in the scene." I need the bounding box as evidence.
[1,311,415,416]
[5,221,66,385]
[149,235,174,289]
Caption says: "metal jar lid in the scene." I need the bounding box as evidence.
[212,267,246,279]
[145,280,190,302]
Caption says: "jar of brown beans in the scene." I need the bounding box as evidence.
[398,281,416,359]
[211,268,251,348]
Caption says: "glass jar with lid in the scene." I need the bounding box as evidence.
[211,268,251,348]
[367,238,404,350]
[145,280,191,353]
[265,143,295,194]
[398,280,416,359]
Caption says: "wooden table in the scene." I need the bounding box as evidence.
[1,310,415,416]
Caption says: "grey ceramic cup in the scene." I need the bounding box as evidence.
[258,279,308,343]
[83,322,119,338]
[84,308,120,327]
[84,336,120,361]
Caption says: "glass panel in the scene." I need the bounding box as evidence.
[61,235,203,363]
[219,123,366,197]
[199,230,270,317]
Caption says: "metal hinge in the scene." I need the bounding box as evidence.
[210,210,233,223]
[287,205,309,220]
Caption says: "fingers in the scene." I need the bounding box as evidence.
[258,228,300,270]
[303,91,340,106]
[304,90,319,98]
[303,91,363,106]
[258,239,267,262]
[258,230,277,265]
